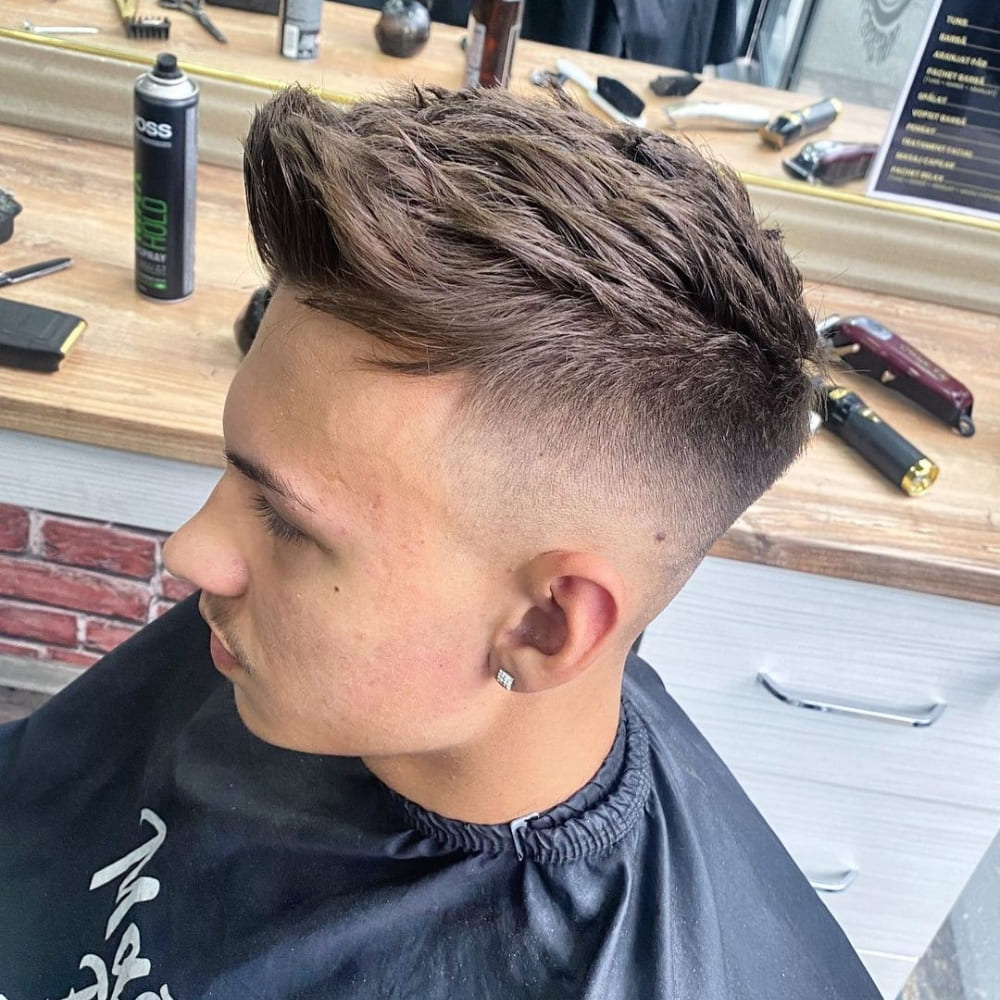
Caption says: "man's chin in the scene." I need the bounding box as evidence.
[230,686,299,752]
[229,687,363,757]
[230,684,277,744]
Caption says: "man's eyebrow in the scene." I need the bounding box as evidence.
[224,449,316,512]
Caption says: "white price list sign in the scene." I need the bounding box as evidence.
[867,0,1000,222]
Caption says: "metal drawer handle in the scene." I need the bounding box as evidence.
[757,672,946,727]
[808,869,857,894]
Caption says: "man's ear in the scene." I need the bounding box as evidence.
[491,552,623,693]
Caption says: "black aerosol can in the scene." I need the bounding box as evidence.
[134,53,198,301]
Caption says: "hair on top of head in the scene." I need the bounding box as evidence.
[243,84,823,566]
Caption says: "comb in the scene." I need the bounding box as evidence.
[113,0,171,38]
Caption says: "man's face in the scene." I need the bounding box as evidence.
[163,285,503,757]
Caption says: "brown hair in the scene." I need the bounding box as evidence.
[243,85,821,579]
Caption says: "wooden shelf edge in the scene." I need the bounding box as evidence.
[712,529,1000,608]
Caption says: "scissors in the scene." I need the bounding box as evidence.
[157,0,227,42]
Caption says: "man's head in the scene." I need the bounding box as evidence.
[243,85,820,573]
[165,85,820,770]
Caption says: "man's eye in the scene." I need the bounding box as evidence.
[250,493,306,544]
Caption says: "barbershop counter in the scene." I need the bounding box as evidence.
[0,90,998,1000]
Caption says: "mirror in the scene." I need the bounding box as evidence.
[725,0,939,109]
[0,0,996,313]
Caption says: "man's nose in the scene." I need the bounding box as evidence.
[163,476,249,598]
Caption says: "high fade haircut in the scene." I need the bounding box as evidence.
[243,84,822,583]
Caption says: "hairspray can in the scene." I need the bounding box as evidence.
[279,0,322,59]
[133,53,198,302]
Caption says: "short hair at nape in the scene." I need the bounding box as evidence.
[243,84,822,560]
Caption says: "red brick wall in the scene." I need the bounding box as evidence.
[0,503,196,668]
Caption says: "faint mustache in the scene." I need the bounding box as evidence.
[200,592,235,633]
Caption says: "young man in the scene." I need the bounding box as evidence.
[0,86,879,998]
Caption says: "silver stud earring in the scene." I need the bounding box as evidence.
[496,668,514,691]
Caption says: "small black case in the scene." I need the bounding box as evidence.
[0,297,86,372]
[0,188,22,245]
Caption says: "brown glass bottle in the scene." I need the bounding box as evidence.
[464,0,524,88]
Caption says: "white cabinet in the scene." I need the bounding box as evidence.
[640,556,1000,999]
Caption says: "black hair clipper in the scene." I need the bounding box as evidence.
[817,381,938,496]
[760,98,841,150]
[818,315,975,436]
[0,297,86,372]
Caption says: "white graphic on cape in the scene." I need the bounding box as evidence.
[0,808,175,1000]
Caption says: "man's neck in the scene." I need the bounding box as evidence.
[362,678,623,826]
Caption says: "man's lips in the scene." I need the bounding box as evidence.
[208,627,242,673]
[199,596,243,673]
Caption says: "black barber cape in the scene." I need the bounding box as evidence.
[0,596,879,999]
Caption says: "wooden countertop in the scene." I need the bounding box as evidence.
[1,122,997,606]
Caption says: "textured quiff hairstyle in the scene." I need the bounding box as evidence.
[243,85,821,571]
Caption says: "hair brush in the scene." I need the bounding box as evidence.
[555,58,646,127]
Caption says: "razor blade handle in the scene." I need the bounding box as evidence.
[663,101,770,130]
[760,98,841,149]
[820,384,938,496]
[819,315,975,436]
